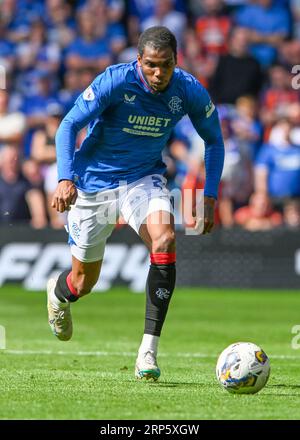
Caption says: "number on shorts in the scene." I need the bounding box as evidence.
[152,176,163,189]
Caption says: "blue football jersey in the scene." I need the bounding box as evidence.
[56,60,224,198]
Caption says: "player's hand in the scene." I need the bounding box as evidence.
[51,180,77,213]
[202,196,215,234]
[192,196,215,235]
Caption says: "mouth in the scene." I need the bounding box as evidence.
[151,81,165,90]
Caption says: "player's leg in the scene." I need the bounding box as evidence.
[47,256,103,341]
[51,256,102,302]
[120,174,175,379]
[47,187,117,341]
[135,211,176,380]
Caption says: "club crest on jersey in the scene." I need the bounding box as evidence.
[83,86,95,101]
[71,222,81,239]
[168,96,182,114]
[124,93,136,104]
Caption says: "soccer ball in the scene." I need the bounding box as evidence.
[216,342,270,394]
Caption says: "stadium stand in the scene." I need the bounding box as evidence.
[0,0,299,229]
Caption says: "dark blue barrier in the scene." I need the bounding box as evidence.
[0,226,299,290]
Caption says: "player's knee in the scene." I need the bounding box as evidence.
[152,230,176,254]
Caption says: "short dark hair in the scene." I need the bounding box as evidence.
[138,26,177,62]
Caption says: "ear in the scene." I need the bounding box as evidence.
[137,53,142,66]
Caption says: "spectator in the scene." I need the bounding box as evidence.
[30,102,62,166]
[231,95,263,159]
[0,89,26,148]
[58,66,95,114]
[64,8,113,72]
[117,32,139,63]
[0,0,17,29]
[22,156,48,224]
[209,27,263,104]
[0,18,16,74]
[30,102,65,228]
[15,18,60,76]
[194,0,232,56]
[78,67,98,94]
[4,0,45,44]
[178,28,217,87]
[291,0,300,39]
[279,39,300,70]
[235,0,290,68]
[283,199,300,229]
[58,69,81,113]
[255,119,300,205]
[260,64,300,135]
[20,70,60,157]
[106,0,125,24]
[0,0,298,232]
[168,115,204,190]
[287,102,300,129]
[85,0,127,57]
[0,144,47,228]
[218,115,253,227]
[45,0,76,48]
[234,192,283,230]
[1,0,30,43]
[127,0,186,46]
[165,116,205,226]
[141,0,187,48]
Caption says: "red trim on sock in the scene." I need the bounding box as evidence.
[66,272,78,296]
[150,253,176,265]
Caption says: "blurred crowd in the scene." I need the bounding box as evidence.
[0,0,299,231]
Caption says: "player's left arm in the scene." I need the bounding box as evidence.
[53,104,100,213]
[53,68,114,212]
[187,82,225,234]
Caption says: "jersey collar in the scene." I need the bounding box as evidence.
[135,61,175,95]
[136,63,155,94]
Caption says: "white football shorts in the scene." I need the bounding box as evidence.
[67,174,174,262]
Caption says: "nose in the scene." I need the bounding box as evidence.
[154,67,163,79]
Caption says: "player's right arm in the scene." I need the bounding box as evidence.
[185,78,225,234]
[52,69,113,213]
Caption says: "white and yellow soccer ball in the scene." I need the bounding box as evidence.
[216,342,270,394]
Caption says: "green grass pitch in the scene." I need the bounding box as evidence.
[1,285,300,420]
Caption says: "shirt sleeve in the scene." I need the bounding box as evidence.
[55,68,113,181]
[185,78,225,199]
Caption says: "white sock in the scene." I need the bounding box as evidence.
[138,334,160,357]
[49,283,68,308]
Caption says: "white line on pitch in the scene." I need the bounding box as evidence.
[2,349,300,360]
